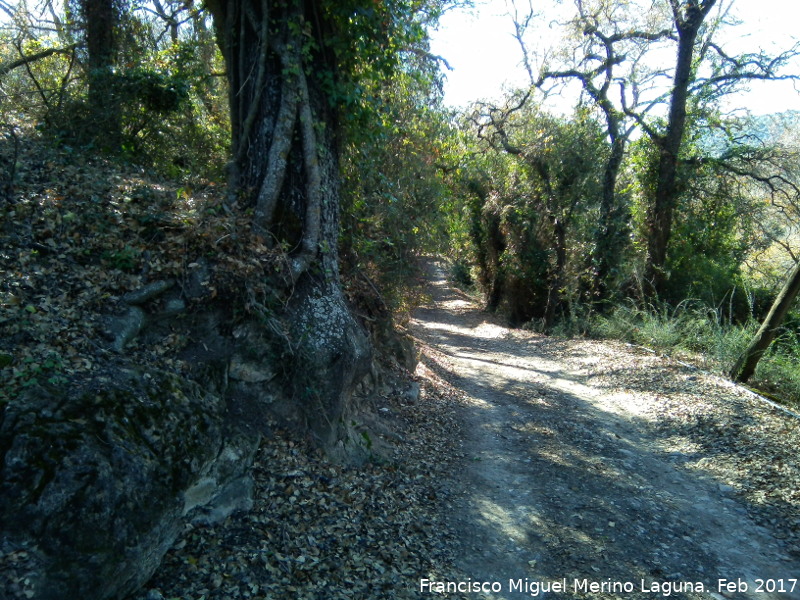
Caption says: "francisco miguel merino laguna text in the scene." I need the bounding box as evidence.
[419,577,710,597]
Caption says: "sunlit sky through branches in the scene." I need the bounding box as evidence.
[428,0,800,116]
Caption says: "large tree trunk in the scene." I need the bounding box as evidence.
[730,261,800,384]
[207,0,370,445]
[643,0,716,296]
[81,0,120,147]
[592,134,628,306]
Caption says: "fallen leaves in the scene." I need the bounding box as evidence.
[135,377,471,600]
[576,338,800,555]
[0,131,285,404]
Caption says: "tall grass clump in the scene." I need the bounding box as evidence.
[749,332,800,407]
[574,298,800,407]
[585,299,759,369]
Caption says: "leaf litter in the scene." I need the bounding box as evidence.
[1,133,288,404]
[409,264,800,600]
[134,370,472,600]
[4,134,800,600]
[2,132,475,599]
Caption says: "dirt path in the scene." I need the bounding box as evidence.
[410,263,800,600]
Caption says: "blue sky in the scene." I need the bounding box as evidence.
[428,0,800,115]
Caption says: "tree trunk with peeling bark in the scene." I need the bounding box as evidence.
[207,0,370,445]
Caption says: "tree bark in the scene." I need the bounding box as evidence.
[593,133,628,306]
[643,0,717,296]
[81,0,120,147]
[543,215,567,330]
[206,0,370,444]
[730,261,800,383]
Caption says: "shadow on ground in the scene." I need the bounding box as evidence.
[411,261,799,600]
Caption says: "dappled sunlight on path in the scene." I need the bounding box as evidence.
[411,259,799,600]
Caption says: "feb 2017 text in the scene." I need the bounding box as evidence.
[419,577,798,597]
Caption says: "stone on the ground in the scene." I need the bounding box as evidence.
[0,369,259,600]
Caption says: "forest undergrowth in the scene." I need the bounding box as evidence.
[0,130,301,406]
[580,301,800,411]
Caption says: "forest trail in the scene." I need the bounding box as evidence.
[410,262,800,600]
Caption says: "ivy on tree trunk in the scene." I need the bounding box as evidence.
[207,0,371,443]
[643,0,717,297]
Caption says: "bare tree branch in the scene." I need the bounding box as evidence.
[0,0,16,20]
[509,0,536,85]
[0,43,77,79]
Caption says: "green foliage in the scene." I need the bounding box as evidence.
[114,40,230,179]
[316,0,439,128]
[47,64,192,149]
[118,67,189,113]
[0,37,81,125]
[1,354,68,403]
[752,347,800,407]
[1,5,229,180]
[101,245,139,271]
[449,258,474,288]
[6,0,799,408]
[339,37,455,315]
[587,299,758,365]
[627,131,769,311]
[454,106,607,326]
[580,298,800,407]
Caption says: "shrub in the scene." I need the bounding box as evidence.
[449,258,473,288]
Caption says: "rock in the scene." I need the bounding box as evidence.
[162,297,186,316]
[187,474,254,525]
[108,305,146,352]
[380,329,417,371]
[403,382,421,404]
[122,280,174,305]
[229,356,275,383]
[183,259,212,300]
[0,369,259,600]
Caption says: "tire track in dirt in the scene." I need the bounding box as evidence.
[411,263,799,600]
